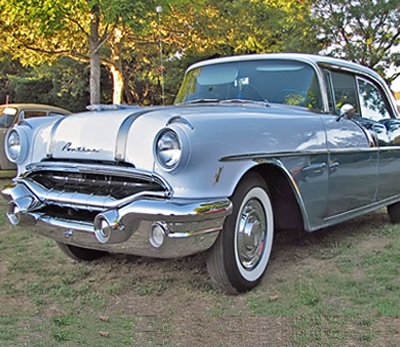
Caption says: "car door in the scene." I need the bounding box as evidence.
[322,70,378,219]
[355,77,400,201]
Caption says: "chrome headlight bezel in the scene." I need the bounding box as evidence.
[154,127,191,173]
[5,128,29,164]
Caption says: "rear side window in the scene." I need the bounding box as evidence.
[357,77,392,121]
[24,111,47,118]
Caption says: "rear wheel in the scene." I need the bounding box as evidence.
[387,202,400,223]
[206,173,274,294]
[56,242,107,261]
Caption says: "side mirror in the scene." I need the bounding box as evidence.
[337,103,355,121]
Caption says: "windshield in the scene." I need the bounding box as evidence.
[175,60,322,110]
[0,107,18,128]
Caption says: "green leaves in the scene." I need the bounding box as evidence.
[312,0,400,82]
[0,0,321,105]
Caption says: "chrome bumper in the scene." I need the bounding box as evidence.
[2,181,232,258]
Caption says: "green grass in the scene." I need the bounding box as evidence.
[1,177,400,345]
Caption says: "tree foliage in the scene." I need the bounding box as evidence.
[312,0,400,83]
[0,0,320,106]
[0,55,104,112]
[217,0,321,54]
[0,0,156,104]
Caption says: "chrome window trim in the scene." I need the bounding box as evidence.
[320,63,400,119]
[356,75,396,120]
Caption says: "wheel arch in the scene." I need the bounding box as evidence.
[236,162,306,231]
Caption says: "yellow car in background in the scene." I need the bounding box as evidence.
[0,103,70,173]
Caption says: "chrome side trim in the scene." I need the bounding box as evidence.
[322,194,400,230]
[329,147,379,154]
[379,146,400,152]
[220,150,328,162]
[220,147,379,162]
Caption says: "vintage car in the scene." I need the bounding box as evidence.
[0,103,70,171]
[2,54,400,294]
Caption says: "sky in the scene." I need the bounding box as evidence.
[391,76,400,92]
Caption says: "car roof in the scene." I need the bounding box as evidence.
[0,103,71,114]
[186,53,384,84]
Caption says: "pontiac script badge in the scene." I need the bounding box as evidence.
[62,142,100,153]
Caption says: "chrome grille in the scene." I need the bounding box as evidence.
[26,170,166,200]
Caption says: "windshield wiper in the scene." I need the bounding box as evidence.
[220,99,270,107]
[186,98,219,104]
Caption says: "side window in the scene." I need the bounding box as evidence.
[24,111,47,119]
[330,71,359,115]
[0,107,17,128]
[357,78,392,121]
[0,114,16,128]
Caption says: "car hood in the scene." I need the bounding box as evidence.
[45,106,165,168]
[37,103,320,172]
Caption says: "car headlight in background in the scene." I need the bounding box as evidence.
[5,128,29,164]
[154,127,191,173]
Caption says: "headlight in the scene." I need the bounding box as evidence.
[155,130,181,170]
[5,128,29,164]
[7,131,21,161]
[154,127,191,173]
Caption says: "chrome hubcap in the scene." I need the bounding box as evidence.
[237,198,266,270]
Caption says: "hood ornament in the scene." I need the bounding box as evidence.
[62,142,100,153]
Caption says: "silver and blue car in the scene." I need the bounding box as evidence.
[3,53,400,294]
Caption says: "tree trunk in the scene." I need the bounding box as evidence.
[110,28,124,104]
[89,7,101,105]
[110,63,124,104]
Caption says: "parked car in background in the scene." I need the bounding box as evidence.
[0,103,70,171]
[2,54,400,294]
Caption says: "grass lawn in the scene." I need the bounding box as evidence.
[0,178,399,346]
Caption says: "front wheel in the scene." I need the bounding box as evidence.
[206,173,274,294]
[56,242,107,261]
